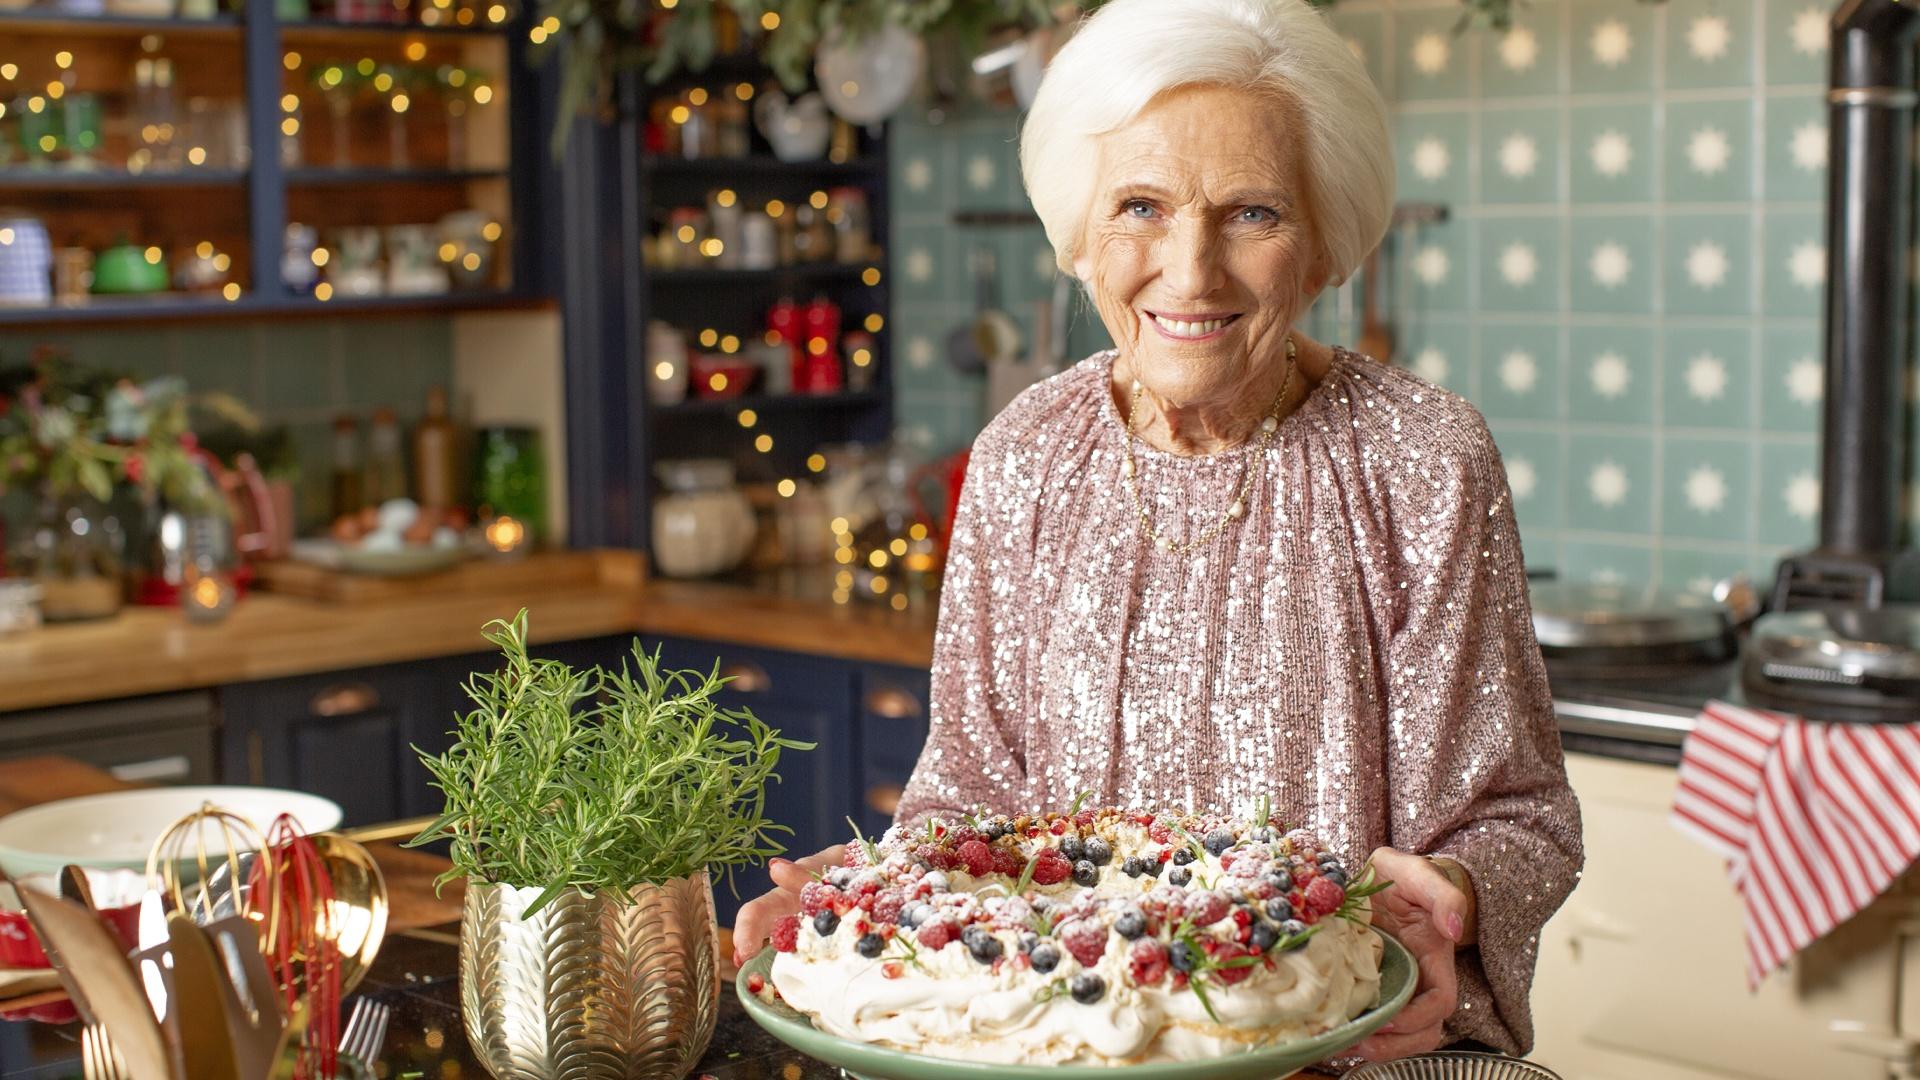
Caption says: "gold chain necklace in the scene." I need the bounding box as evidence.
[1119,335,1296,555]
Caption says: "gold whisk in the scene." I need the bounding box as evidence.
[144,802,275,923]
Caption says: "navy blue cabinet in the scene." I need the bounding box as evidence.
[853,663,932,840]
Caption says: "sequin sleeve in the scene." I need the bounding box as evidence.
[892,422,1036,828]
[1380,408,1584,1055]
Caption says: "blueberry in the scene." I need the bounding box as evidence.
[813,911,839,936]
[968,933,1004,964]
[1278,919,1309,948]
[1264,897,1294,922]
[1030,943,1061,973]
[1060,836,1085,862]
[1114,909,1147,939]
[1142,858,1163,878]
[1251,827,1275,843]
[1122,856,1145,878]
[825,868,852,888]
[986,816,1010,840]
[1222,884,1246,904]
[1072,859,1098,887]
[1203,829,1237,856]
[1018,932,1038,954]
[1250,922,1278,951]
[1323,867,1349,887]
[1169,940,1197,973]
[1267,868,1294,894]
[856,933,884,958]
[1168,866,1192,887]
[1031,895,1054,913]
[1084,837,1113,866]
[1171,846,1194,866]
[1070,973,1107,1004]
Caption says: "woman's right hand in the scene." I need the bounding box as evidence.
[732,844,847,967]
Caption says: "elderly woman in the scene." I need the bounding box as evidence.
[737,0,1582,1062]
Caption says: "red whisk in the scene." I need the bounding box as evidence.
[248,813,343,1080]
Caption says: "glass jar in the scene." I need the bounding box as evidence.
[651,459,756,579]
[475,425,546,545]
[20,495,126,622]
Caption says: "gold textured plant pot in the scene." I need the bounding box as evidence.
[460,874,720,1080]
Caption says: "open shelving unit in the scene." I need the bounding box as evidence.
[625,49,894,538]
[0,1,544,326]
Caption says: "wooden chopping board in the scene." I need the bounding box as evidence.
[254,549,642,603]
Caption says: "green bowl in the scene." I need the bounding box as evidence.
[736,927,1415,1080]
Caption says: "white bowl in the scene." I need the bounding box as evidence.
[0,786,344,878]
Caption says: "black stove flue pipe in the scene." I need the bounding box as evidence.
[1775,0,1920,610]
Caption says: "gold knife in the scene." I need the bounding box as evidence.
[165,913,242,1080]
[18,890,175,1080]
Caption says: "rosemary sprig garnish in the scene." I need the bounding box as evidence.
[1013,846,1040,895]
[844,816,880,866]
[887,929,930,973]
[1170,823,1208,865]
[1336,863,1393,924]
[1025,908,1065,937]
[1066,790,1093,817]
[1032,978,1069,1003]
[1250,793,1272,834]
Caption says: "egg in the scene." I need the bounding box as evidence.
[376,498,419,534]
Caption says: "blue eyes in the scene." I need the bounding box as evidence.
[1120,201,1279,224]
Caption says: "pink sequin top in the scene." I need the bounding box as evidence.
[895,346,1584,1054]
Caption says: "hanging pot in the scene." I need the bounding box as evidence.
[815,24,922,126]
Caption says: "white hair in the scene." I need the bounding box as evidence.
[1018,0,1394,288]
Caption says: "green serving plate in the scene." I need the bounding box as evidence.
[737,927,1414,1080]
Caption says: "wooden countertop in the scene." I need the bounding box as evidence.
[0,553,937,713]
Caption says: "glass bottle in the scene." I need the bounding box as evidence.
[363,407,407,506]
[329,415,364,520]
[411,385,460,510]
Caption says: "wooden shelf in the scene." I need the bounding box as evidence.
[641,155,885,178]
[652,390,883,417]
[0,167,246,189]
[0,10,240,35]
[280,17,511,42]
[285,167,508,185]
[648,263,879,287]
[0,290,551,326]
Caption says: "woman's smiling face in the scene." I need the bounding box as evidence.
[1074,83,1328,412]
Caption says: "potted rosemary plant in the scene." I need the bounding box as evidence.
[409,612,812,1080]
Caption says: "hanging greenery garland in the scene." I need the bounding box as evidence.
[535,0,1668,146]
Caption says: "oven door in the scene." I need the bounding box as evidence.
[1533,753,1905,1080]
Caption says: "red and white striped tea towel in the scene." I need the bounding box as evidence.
[1671,700,1920,988]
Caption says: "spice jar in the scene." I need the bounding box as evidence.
[662,207,706,268]
[826,186,870,264]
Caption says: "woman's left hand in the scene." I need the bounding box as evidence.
[1351,847,1472,1061]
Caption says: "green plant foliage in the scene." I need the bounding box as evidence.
[407,611,816,916]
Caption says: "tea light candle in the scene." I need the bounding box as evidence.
[484,515,527,556]
[181,561,235,624]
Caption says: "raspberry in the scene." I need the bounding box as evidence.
[1057,917,1107,967]
[1132,811,1155,826]
[1303,876,1346,918]
[1219,850,1237,871]
[844,844,866,868]
[1128,938,1169,986]
[989,846,1023,877]
[1050,818,1068,835]
[882,961,904,979]
[949,826,982,848]
[1073,809,1095,827]
[914,844,955,871]
[770,914,800,953]
[956,839,993,877]
[1213,943,1259,985]
[1149,823,1172,845]
[872,889,906,924]
[799,881,837,916]
[917,921,958,951]
[1186,892,1230,927]
[1029,848,1072,885]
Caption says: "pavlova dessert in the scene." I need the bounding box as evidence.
[754,802,1390,1066]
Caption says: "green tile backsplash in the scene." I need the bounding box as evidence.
[885,0,1898,590]
[3,318,453,532]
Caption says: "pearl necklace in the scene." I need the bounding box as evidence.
[1119,335,1296,555]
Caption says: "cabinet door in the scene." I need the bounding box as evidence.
[1530,753,1900,1080]
[221,667,438,829]
[854,663,931,838]
[642,637,854,925]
